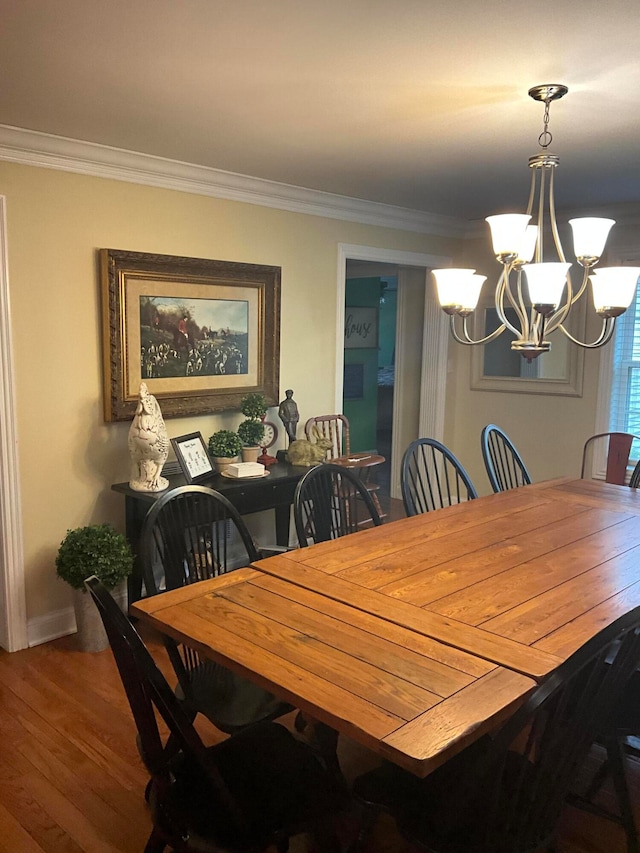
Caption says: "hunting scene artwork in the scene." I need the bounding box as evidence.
[139,295,249,380]
[101,250,281,421]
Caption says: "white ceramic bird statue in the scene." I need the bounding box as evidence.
[128,382,170,492]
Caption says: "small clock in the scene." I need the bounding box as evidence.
[258,420,279,466]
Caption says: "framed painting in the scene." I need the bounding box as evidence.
[171,432,214,484]
[100,249,280,421]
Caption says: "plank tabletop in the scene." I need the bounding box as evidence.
[132,568,535,777]
[132,478,640,777]
[252,478,640,680]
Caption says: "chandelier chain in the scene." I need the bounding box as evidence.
[538,98,553,149]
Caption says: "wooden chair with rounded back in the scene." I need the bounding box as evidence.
[140,485,292,734]
[401,437,478,516]
[304,413,384,518]
[581,432,640,485]
[481,423,532,493]
[304,414,350,459]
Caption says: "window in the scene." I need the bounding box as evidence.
[609,271,640,437]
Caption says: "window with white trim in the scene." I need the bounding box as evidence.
[609,271,640,439]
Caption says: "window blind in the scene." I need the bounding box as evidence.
[609,272,640,453]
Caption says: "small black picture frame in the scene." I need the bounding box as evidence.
[171,432,214,484]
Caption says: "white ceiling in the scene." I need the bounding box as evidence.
[2,0,639,221]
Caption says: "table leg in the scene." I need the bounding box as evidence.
[275,504,292,547]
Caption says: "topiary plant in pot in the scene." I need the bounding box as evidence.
[238,419,266,446]
[56,523,133,652]
[208,429,242,472]
[239,393,268,462]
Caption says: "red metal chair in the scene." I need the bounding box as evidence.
[580,432,640,485]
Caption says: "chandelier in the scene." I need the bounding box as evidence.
[433,84,640,361]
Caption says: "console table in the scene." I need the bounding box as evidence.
[112,462,306,604]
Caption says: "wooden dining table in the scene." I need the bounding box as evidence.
[131,476,640,778]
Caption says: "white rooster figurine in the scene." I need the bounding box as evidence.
[128,383,170,492]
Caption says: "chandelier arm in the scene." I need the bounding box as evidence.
[531,311,545,345]
[568,266,589,305]
[548,168,568,263]
[500,268,529,337]
[449,315,506,346]
[545,268,582,334]
[538,313,547,346]
[558,317,616,349]
[525,168,536,217]
[536,168,546,261]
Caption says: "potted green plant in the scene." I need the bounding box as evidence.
[56,523,133,652]
[208,429,242,473]
[238,419,266,445]
[239,393,268,462]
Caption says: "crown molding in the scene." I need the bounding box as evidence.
[0,124,468,238]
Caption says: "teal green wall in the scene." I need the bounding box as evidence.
[343,278,380,452]
[378,286,397,368]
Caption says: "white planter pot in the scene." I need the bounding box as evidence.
[72,587,108,652]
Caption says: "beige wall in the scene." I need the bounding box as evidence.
[4,160,636,638]
[1,162,461,630]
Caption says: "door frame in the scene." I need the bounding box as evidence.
[336,244,451,497]
[0,196,27,651]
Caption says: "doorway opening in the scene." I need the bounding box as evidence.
[343,265,398,499]
[337,244,451,509]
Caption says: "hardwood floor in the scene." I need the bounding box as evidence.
[0,583,638,851]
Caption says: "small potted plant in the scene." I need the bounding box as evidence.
[208,429,242,473]
[238,419,266,462]
[238,393,268,462]
[56,523,133,652]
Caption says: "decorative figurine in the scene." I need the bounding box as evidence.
[286,426,332,467]
[278,389,299,445]
[128,382,170,492]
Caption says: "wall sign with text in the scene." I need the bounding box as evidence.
[344,306,378,349]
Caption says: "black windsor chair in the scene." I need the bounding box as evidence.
[481,423,532,492]
[293,462,383,547]
[401,437,478,516]
[350,604,640,853]
[85,576,341,853]
[140,485,292,734]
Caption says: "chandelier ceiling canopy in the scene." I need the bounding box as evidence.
[434,85,640,361]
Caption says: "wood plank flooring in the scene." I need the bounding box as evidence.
[0,497,637,851]
[0,616,637,851]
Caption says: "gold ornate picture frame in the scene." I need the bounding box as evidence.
[100,249,280,421]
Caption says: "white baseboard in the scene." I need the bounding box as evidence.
[27,585,128,648]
